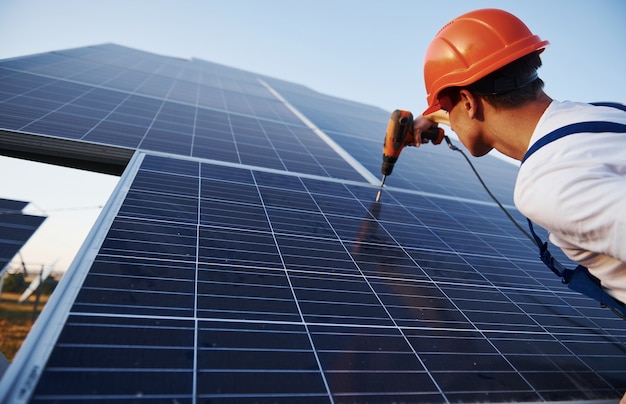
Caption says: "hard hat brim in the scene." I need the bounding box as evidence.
[422,102,442,117]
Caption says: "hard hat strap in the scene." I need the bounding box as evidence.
[469,70,538,96]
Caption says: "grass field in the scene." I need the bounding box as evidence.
[0,292,49,361]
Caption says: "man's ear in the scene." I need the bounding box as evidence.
[459,89,482,121]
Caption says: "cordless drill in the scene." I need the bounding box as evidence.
[375,109,444,202]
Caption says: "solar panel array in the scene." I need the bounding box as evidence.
[0,44,624,403]
[0,44,362,181]
[0,199,46,272]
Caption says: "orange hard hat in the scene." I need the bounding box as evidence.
[422,8,549,115]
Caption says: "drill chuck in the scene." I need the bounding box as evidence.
[381,155,398,176]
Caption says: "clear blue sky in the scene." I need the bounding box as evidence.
[1,0,625,273]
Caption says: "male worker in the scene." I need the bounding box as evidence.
[413,8,626,306]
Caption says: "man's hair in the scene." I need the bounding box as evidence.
[439,51,545,110]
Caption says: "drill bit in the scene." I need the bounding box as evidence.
[375,175,387,203]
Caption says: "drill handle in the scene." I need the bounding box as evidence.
[420,125,445,145]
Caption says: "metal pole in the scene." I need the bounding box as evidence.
[32,266,43,322]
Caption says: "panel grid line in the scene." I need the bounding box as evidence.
[299,177,449,401]
[349,185,547,398]
[392,191,623,391]
[135,64,185,151]
[258,78,380,185]
[250,170,335,403]
[192,160,201,404]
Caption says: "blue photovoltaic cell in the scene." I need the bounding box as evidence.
[0,45,624,403]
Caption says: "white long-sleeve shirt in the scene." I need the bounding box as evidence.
[514,100,626,304]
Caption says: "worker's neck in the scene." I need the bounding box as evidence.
[486,93,552,161]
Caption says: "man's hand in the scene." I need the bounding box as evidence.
[413,109,452,146]
[412,115,439,147]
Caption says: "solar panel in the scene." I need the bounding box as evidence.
[0,199,46,272]
[0,45,363,182]
[0,44,624,403]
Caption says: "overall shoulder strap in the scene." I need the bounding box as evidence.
[521,121,626,164]
[590,101,626,112]
[522,102,626,165]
